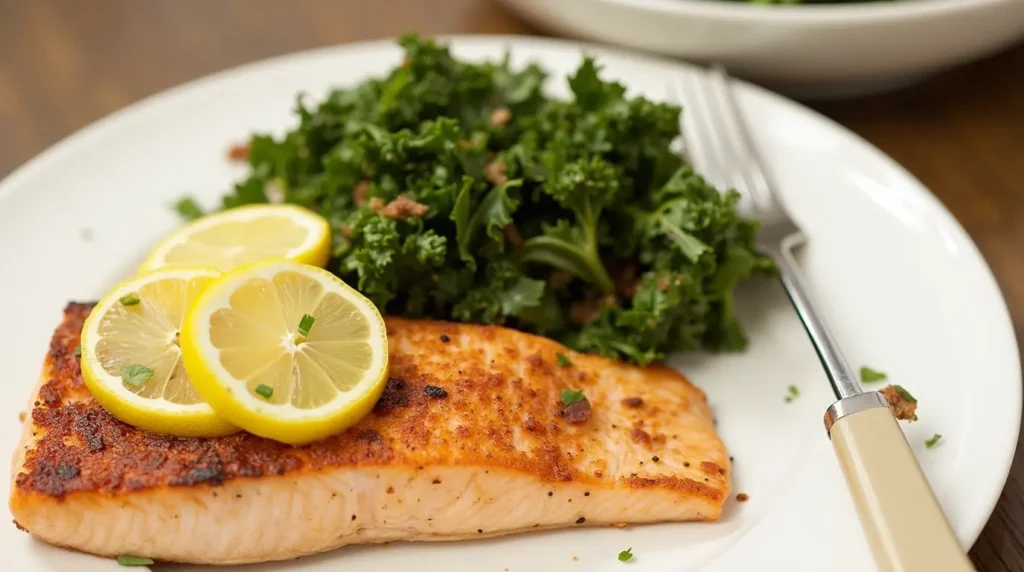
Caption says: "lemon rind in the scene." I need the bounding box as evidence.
[139,204,331,273]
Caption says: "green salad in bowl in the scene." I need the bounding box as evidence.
[499,0,1024,96]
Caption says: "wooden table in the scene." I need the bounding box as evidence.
[1,0,1021,568]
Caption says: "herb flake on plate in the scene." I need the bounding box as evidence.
[784,384,799,403]
[859,366,887,383]
[116,555,154,566]
[173,196,205,221]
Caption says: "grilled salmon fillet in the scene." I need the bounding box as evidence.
[10,303,729,565]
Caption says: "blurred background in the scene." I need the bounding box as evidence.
[1,0,1022,569]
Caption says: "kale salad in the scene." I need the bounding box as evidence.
[201,34,773,365]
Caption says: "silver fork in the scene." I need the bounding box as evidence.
[677,66,974,572]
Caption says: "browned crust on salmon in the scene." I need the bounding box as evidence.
[13,303,727,508]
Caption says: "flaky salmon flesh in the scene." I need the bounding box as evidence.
[10,303,729,565]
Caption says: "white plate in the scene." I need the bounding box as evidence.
[498,0,1024,98]
[0,36,1018,571]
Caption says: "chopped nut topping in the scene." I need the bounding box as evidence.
[490,107,512,127]
[560,398,592,424]
[483,161,509,186]
[374,195,429,220]
[227,143,249,161]
[880,385,918,421]
[353,181,370,207]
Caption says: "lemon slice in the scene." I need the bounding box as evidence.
[80,267,237,437]
[180,259,389,445]
[140,204,331,273]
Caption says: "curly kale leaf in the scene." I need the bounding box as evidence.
[569,166,773,362]
[520,157,620,292]
[452,261,544,324]
[452,179,521,270]
[215,34,772,366]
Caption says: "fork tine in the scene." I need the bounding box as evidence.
[675,70,728,190]
[706,65,776,211]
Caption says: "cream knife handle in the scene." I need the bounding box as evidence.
[827,393,974,572]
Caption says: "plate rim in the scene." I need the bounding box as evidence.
[532,0,1016,23]
[0,33,1019,556]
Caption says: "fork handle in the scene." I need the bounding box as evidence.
[826,393,975,572]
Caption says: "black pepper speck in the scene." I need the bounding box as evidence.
[424,385,448,398]
[576,517,586,524]
[440,334,450,343]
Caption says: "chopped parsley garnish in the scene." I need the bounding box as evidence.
[783,384,799,403]
[555,352,573,367]
[618,547,634,562]
[297,314,315,337]
[562,388,585,406]
[119,293,141,307]
[860,366,887,383]
[210,34,771,366]
[255,384,274,399]
[925,433,943,449]
[173,196,204,221]
[120,364,153,386]
[892,384,917,403]
[73,346,82,357]
[116,555,154,566]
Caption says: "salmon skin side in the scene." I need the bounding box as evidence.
[9,303,729,565]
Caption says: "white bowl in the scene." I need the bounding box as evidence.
[498,0,1024,97]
